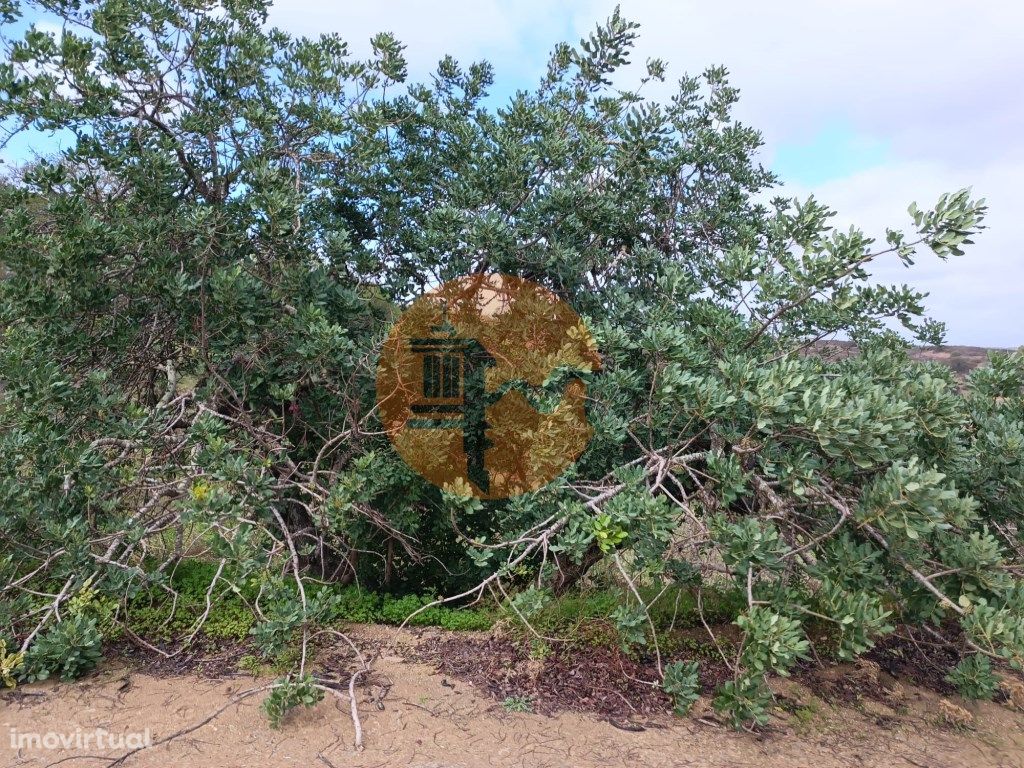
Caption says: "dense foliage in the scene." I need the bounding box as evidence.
[1,0,1022,729]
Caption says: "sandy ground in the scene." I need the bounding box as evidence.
[4,631,1024,768]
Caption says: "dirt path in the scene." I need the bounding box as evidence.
[4,632,1024,768]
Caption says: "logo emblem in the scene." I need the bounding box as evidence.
[376,274,600,499]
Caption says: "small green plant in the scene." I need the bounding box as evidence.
[125,599,193,641]
[0,639,25,687]
[251,583,309,658]
[592,514,628,553]
[795,704,817,722]
[203,602,255,641]
[509,587,550,621]
[324,586,380,624]
[66,582,97,617]
[263,640,301,674]
[658,631,737,661]
[238,654,262,677]
[736,607,809,676]
[610,604,647,649]
[263,674,324,728]
[530,589,621,636]
[67,580,118,633]
[945,653,1000,700]
[662,660,700,715]
[528,638,552,661]
[20,615,103,683]
[118,573,495,651]
[792,703,820,733]
[377,594,492,630]
[714,676,773,729]
[502,695,533,713]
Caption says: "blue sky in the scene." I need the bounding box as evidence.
[772,124,891,188]
[4,1,1022,346]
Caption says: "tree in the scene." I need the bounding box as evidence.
[1,0,1021,731]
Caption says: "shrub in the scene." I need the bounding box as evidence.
[263,675,324,728]
[662,660,701,715]
[945,654,1000,700]
[0,0,1018,731]
[20,615,103,683]
[714,677,774,730]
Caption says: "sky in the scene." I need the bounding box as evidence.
[4,1,1022,346]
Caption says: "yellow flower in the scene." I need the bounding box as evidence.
[191,480,212,502]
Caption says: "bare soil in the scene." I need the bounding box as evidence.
[4,626,1024,768]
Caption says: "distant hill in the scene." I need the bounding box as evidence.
[812,341,1014,376]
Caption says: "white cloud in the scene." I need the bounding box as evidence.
[580,1,1024,167]
[785,155,1024,347]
